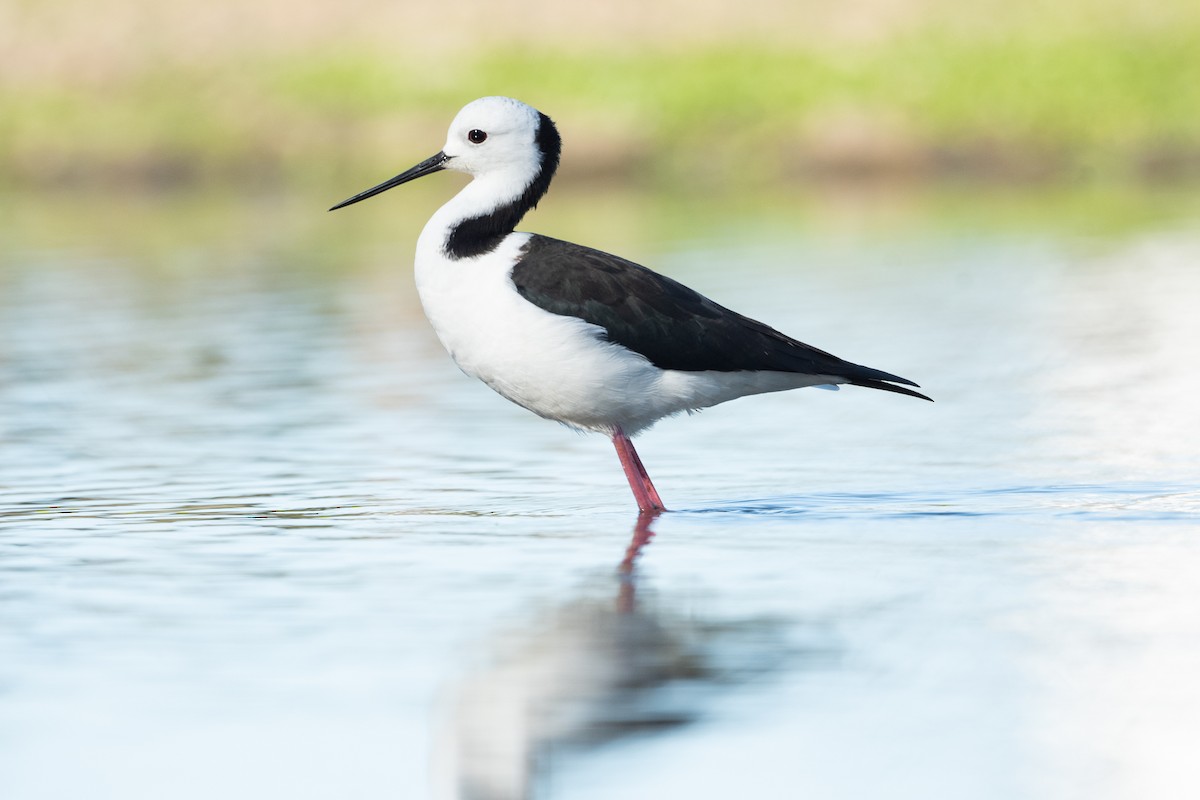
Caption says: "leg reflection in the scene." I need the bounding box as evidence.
[433,512,783,800]
[617,510,659,615]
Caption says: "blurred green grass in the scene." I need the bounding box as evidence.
[3,13,1199,188]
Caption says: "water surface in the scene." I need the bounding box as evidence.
[1,185,1199,799]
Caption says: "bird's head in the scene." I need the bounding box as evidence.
[329,96,560,211]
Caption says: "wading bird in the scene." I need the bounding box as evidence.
[331,97,929,513]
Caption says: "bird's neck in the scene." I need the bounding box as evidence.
[431,164,556,261]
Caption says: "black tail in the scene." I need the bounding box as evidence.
[848,376,933,402]
[832,358,933,402]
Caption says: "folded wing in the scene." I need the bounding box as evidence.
[511,236,931,401]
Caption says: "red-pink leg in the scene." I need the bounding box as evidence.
[626,440,665,510]
[612,429,667,513]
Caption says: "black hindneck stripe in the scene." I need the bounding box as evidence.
[444,201,528,260]
[444,112,562,260]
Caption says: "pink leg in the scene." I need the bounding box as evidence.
[611,429,667,513]
[626,440,665,510]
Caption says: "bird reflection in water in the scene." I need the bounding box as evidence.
[433,512,787,800]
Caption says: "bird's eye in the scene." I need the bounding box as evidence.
[467,129,487,144]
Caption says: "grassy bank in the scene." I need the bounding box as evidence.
[4,25,1199,188]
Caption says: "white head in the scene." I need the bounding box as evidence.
[441,96,548,180]
[329,96,561,212]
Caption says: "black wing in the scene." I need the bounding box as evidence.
[511,235,931,401]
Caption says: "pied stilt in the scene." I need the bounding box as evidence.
[331,96,930,513]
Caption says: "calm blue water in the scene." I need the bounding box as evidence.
[2,187,1199,799]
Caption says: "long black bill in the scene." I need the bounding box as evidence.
[328,152,449,211]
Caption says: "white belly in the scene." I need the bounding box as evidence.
[414,232,835,435]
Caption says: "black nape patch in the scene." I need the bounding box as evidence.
[444,112,563,260]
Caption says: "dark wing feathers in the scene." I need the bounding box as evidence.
[511,235,930,401]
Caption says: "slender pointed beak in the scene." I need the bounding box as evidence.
[328,151,449,211]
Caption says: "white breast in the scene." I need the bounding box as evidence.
[415,228,656,431]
